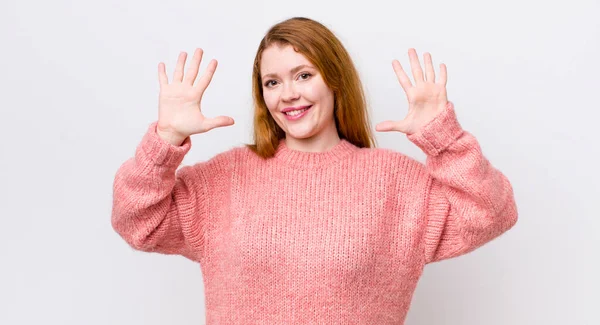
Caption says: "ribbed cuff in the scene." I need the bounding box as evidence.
[407,101,464,157]
[139,121,192,166]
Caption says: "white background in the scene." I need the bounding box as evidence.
[1,0,598,324]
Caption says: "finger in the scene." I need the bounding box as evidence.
[183,48,203,85]
[204,115,235,131]
[392,60,412,93]
[158,62,168,86]
[375,120,400,132]
[173,51,187,82]
[195,59,218,96]
[438,63,447,87]
[424,52,435,83]
[408,48,424,84]
[375,119,410,133]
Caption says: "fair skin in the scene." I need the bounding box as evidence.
[376,48,449,135]
[260,44,339,152]
[154,47,448,148]
[156,49,234,146]
[258,45,449,152]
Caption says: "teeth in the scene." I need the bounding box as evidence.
[285,107,309,116]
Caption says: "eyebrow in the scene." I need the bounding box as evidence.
[261,64,315,81]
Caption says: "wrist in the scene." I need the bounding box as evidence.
[156,127,186,146]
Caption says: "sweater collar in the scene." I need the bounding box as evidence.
[273,138,358,168]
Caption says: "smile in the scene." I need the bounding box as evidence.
[283,105,312,120]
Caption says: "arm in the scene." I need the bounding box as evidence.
[408,102,518,264]
[111,122,209,262]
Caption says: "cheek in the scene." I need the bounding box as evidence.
[303,84,319,100]
[305,83,333,104]
[262,91,278,112]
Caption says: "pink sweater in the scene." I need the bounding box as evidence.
[112,102,518,324]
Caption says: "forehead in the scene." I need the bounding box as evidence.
[260,44,313,74]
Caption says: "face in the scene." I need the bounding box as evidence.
[260,44,337,145]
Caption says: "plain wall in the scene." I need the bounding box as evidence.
[1,0,598,324]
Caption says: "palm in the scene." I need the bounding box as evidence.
[158,82,207,135]
[157,49,234,139]
[376,48,449,135]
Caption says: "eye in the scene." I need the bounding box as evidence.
[264,80,277,87]
[299,73,312,80]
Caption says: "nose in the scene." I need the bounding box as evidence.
[281,82,300,102]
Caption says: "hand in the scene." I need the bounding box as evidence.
[376,48,448,135]
[156,48,234,144]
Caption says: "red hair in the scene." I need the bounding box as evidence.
[246,17,376,158]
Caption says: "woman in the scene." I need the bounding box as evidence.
[112,17,518,324]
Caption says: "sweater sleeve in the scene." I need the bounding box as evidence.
[111,121,209,263]
[407,102,518,264]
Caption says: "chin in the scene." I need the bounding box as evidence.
[285,133,312,141]
[284,127,317,140]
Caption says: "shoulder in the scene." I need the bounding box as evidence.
[352,146,431,184]
[352,147,433,194]
[180,144,252,179]
[208,145,251,165]
[353,146,425,170]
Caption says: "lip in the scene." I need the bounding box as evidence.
[281,105,312,121]
[281,105,312,113]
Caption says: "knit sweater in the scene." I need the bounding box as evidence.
[111,102,518,324]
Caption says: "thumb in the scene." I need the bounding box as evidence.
[375,119,410,133]
[203,116,235,131]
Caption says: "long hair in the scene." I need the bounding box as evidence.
[246,17,376,158]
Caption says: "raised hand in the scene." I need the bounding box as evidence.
[376,48,449,135]
[156,48,234,145]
